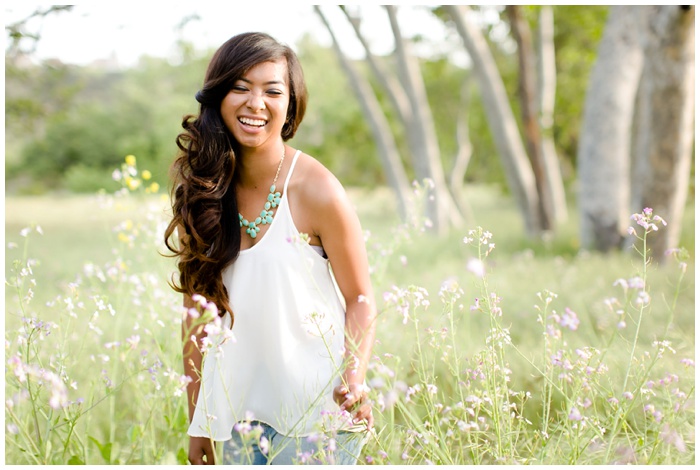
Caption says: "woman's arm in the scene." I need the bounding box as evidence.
[178,226,216,464]
[308,169,377,428]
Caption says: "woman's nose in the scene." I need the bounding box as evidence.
[247,93,265,111]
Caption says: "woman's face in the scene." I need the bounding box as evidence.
[220,59,290,153]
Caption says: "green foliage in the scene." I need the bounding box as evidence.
[550,6,609,162]
[4,183,694,464]
[6,7,611,195]
[293,34,384,185]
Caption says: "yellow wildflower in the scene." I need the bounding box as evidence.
[142,170,152,180]
[125,176,140,191]
[125,155,136,166]
[118,233,130,244]
[149,182,160,193]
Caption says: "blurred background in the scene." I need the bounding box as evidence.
[4,4,695,256]
[3,5,695,464]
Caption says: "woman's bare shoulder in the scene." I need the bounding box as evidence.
[292,152,347,206]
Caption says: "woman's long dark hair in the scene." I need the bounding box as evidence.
[164,32,308,323]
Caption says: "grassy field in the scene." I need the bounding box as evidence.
[4,183,695,464]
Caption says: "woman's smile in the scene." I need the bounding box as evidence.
[220,59,290,151]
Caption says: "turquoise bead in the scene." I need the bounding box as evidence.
[239,174,284,239]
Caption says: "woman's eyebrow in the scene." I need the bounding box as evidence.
[238,77,285,86]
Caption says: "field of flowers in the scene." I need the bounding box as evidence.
[5,157,695,464]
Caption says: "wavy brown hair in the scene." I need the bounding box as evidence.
[164,32,308,323]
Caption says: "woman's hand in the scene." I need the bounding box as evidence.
[333,383,374,430]
[188,436,215,465]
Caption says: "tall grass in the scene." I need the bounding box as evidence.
[4,161,695,464]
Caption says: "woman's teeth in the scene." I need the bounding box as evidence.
[239,117,266,127]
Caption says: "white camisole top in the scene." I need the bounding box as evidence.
[187,150,347,440]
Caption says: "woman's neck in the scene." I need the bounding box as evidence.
[237,143,287,188]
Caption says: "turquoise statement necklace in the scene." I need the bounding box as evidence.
[239,149,285,239]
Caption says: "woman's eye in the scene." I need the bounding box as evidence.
[267,90,282,96]
[232,85,247,92]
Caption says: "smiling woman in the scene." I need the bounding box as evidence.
[163,32,377,465]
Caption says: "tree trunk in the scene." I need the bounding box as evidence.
[506,5,554,232]
[385,5,462,233]
[449,76,475,224]
[314,6,412,220]
[577,6,647,252]
[536,5,568,224]
[445,4,542,237]
[340,7,413,139]
[632,6,694,260]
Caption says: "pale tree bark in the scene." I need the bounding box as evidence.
[536,5,568,224]
[340,7,413,140]
[506,5,554,232]
[632,6,694,260]
[445,4,541,237]
[577,6,648,252]
[314,6,412,219]
[385,5,463,233]
[449,76,475,224]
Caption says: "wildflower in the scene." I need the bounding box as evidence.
[622,391,634,400]
[680,358,694,368]
[258,435,269,455]
[187,308,200,319]
[470,298,480,312]
[568,407,583,421]
[126,335,140,349]
[141,170,152,180]
[112,169,122,181]
[466,258,485,278]
[324,437,336,453]
[660,424,686,452]
[125,176,140,191]
[426,383,438,395]
[297,451,313,464]
[125,154,136,166]
[233,421,251,434]
[559,308,580,331]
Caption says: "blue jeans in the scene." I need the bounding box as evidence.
[222,421,367,465]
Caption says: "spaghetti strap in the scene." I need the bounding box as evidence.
[283,150,302,194]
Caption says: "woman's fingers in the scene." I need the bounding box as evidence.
[334,384,374,429]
